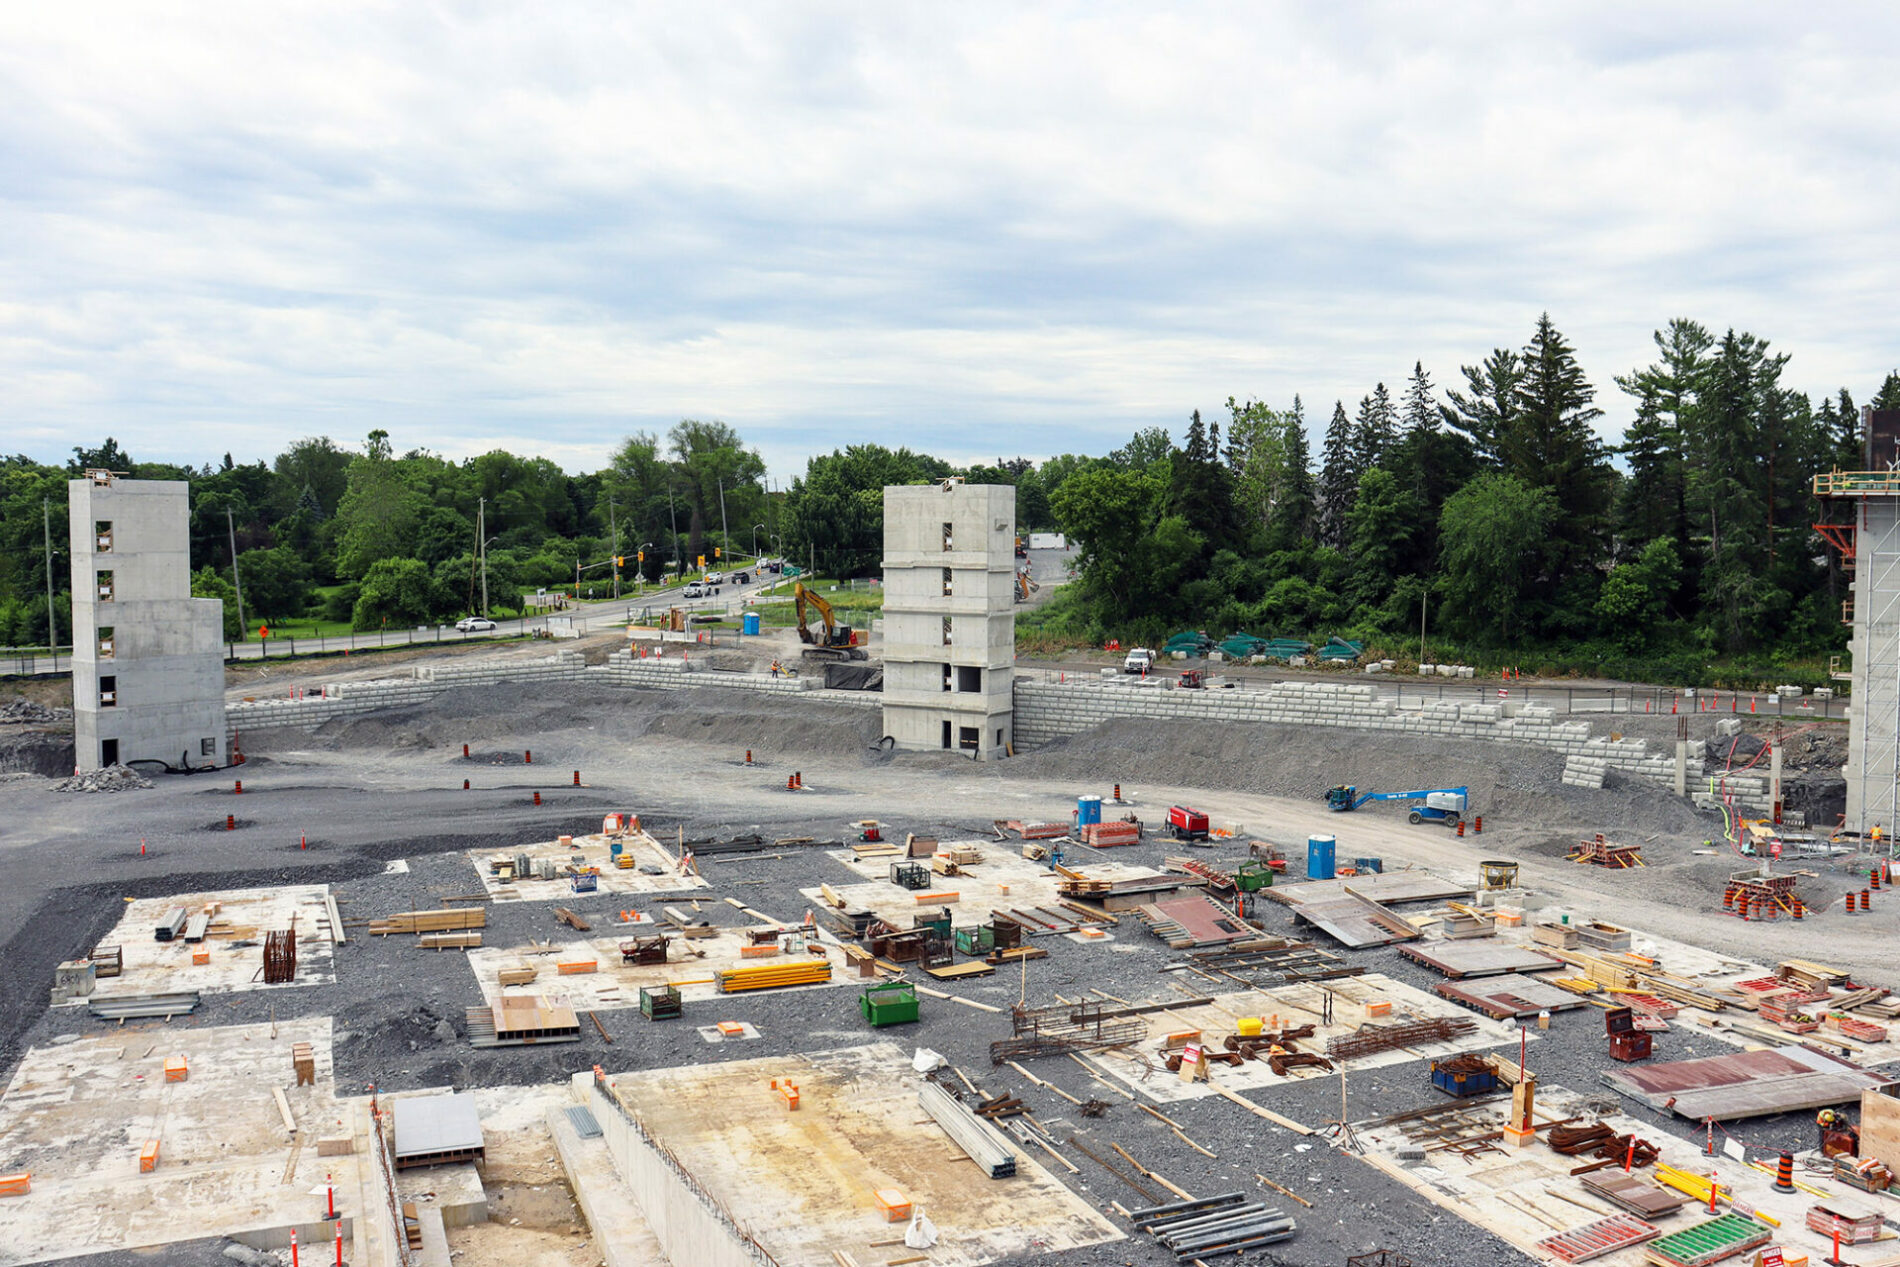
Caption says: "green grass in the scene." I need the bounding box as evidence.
[752,578,882,627]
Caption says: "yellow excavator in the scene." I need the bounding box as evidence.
[793,581,868,661]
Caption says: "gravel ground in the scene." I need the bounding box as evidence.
[0,682,1880,1267]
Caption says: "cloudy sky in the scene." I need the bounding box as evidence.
[4,4,1898,479]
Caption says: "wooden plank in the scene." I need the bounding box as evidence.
[272,1086,297,1135]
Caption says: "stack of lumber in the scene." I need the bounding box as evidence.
[368,909,486,936]
[717,958,831,993]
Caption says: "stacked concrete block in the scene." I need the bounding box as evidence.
[1010,678,1681,798]
[1561,755,1609,788]
[418,652,588,685]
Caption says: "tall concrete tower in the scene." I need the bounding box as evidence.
[880,480,1016,759]
[68,472,228,771]
[1818,407,1900,837]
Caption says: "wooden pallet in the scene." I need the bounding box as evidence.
[1537,1213,1661,1263]
[1640,1215,1770,1267]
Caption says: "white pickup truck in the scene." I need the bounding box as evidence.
[1122,647,1154,674]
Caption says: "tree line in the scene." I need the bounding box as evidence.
[3,312,1893,678]
[1042,313,1900,680]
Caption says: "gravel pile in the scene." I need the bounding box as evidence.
[0,700,70,725]
[1008,717,1708,834]
[50,764,152,793]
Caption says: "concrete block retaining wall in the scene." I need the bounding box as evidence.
[1011,679,1679,790]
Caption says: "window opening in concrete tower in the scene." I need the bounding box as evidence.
[958,726,979,751]
[99,675,117,707]
[95,521,112,551]
[941,522,953,551]
[98,626,115,659]
[941,567,953,597]
[97,570,114,601]
[100,738,118,765]
[942,664,952,692]
[941,616,952,646]
[941,719,952,749]
[957,665,981,692]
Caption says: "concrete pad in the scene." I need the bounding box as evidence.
[87,884,336,999]
[469,829,709,902]
[598,1041,1122,1266]
[807,839,1159,928]
[1354,1083,1849,1267]
[1081,972,1525,1106]
[467,925,848,1010]
[0,1019,365,1265]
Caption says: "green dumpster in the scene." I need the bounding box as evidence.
[1235,861,1274,892]
[860,981,920,1027]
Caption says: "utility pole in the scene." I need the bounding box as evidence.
[225,507,247,638]
[1420,586,1428,667]
[608,497,619,600]
[42,500,57,655]
[667,481,680,578]
[477,498,489,617]
[717,475,730,566]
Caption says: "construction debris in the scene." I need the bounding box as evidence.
[1568,834,1646,868]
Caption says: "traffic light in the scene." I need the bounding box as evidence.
[697,555,705,568]
[715,546,722,558]
[636,551,645,563]
[614,556,623,567]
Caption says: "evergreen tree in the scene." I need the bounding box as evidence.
[1507,314,1614,601]
[1271,396,1315,547]
[1613,319,1711,554]
[1402,362,1436,437]
[1317,400,1357,548]
[1353,383,1399,470]
[1876,372,1900,414]
[1442,349,1521,465]
[1838,389,1861,467]
[1685,328,1788,650]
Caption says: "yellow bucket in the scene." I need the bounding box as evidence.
[1237,1017,1264,1037]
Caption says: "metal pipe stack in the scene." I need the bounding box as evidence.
[918,1082,1017,1179]
[1128,1192,1297,1260]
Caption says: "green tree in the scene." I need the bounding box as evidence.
[1271,397,1315,548]
[1343,468,1415,613]
[1316,401,1356,548]
[190,566,244,640]
[1594,537,1683,650]
[1505,314,1615,605]
[1353,384,1398,470]
[1614,319,1711,554]
[351,557,442,631]
[1442,348,1521,466]
[334,430,422,580]
[1437,474,1559,642]
[235,547,312,622]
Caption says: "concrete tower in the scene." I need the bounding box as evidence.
[880,480,1015,759]
[1819,408,1900,837]
[68,472,228,771]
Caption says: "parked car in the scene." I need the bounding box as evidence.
[1122,647,1154,674]
[455,617,497,632]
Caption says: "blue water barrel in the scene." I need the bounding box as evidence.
[609,840,624,859]
[1077,795,1103,826]
[1307,835,1337,880]
[742,611,761,636]
[1354,856,1383,874]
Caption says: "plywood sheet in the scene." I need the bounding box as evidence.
[1603,1045,1895,1122]
[1434,973,1587,1019]
[1398,941,1565,979]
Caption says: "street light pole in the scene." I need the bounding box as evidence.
[42,499,57,654]
[667,482,680,578]
[752,522,765,560]
[478,498,489,616]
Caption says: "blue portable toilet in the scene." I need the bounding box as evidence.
[1307,835,1337,880]
[1077,795,1102,826]
[742,611,761,636]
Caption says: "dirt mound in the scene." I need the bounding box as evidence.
[1006,718,1706,835]
[51,764,152,793]
[280,680,886,763]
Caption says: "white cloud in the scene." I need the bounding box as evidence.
[3,3,1899,478]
